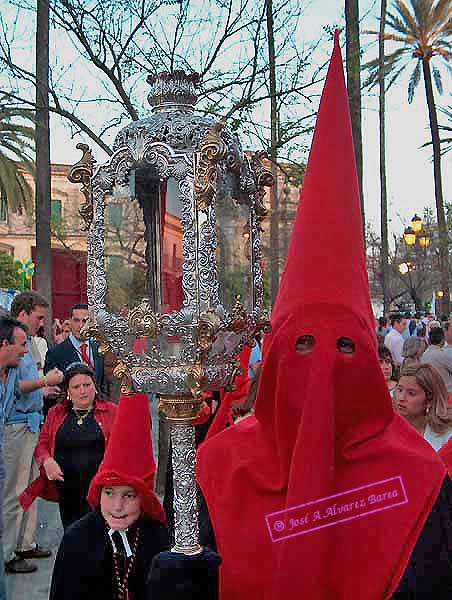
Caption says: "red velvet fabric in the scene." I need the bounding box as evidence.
[205,346,251,441]
[19,399,117,511]
[197,33,445,600]
[88,393,166,525]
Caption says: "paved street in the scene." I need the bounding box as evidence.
[6,500,63,600]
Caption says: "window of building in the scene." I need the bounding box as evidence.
[0,187,8,222]
[51,199,62,221]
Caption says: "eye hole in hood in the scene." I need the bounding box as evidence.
[337,336,355,356]
[295,334,316,354]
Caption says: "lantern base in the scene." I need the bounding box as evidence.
[159,394,203,422]
[171,543,203,555]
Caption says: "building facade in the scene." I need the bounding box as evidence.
[0,160,302,317]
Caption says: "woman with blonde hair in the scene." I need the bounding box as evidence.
[395,363,452,450]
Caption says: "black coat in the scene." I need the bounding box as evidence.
[49,511,169,600]
[392,474,452,598]
[44,338,107,396]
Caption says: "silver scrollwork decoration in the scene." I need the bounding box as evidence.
[170,423,201,554]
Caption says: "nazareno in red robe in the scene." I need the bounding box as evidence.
[197,32,446,600]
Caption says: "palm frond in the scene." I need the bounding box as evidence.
[0,123,35,139]
[410,0,431,30]
[435,19,452,39]
[433,64,443,94]
[438,103,452,120]
[408,60,422,101]
[363,47,410,88]
[0,104,35,214]
[384,32,416,43]
[434,46,452,60]
[0,158,33,214]
[393,0,419,35]
[421,133,452,156]
[432,0,452,31]
[386,11,412,36]
[387,64,409,89]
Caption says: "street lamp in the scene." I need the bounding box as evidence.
[398,262,415,275]
[411,214,423,233]
[419,233,430,248]
[68,71,273,555]
[400,214,431,312]
[403,227,416,246]
[403,215,430,249]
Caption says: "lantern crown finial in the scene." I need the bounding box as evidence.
[146,70,200,113]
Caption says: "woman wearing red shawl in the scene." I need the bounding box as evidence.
[196,33,452,600]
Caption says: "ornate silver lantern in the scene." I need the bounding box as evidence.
[68,71,273,554]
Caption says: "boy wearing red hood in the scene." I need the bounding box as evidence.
[49,392,220,600]
[49,393,169,600]
[197,33,452,600]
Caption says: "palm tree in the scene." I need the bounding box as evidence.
[437,103,452,154]
[0,104,34,213]
[422,100,452,154]
[345,0,365,234]
[378,0,390,313]
[365,0,452,314]
[35,0,52,330]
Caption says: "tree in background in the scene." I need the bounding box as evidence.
[345,0,365,234]
[378,0,390,313]
[422,99,452,155]
[35,0,52,334]
[0,252,22,289]
[366,206,452,313]
[0,0,320,159]
[0,104,34,213]
[365,0,452,314]
[1,0,319,311]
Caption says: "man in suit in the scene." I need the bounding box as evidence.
[44,304,107,414]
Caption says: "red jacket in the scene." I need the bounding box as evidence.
[19,399,117,511]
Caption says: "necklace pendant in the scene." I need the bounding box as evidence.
[77,418,83,425]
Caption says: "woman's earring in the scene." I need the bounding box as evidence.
[425,405,430,415]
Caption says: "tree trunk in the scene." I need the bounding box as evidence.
[422,58,449,316]
[345,0,365,240]
[35,0,52,333]
[266,0,280,306]
[378,0,390,314]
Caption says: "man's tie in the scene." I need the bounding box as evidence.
[80,342,94,369]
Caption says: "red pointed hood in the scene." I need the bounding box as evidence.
[255,30,388,478]
[88,393,166,525]
[197,32,445,600]
[271,30,372,335]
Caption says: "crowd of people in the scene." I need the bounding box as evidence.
[0,295,119,598]
[378,311,452,453]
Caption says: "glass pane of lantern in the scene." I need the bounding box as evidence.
[112,169,184,361]
[104,185,147,314]
[216,179,252,313]
[160,177,184,314]
[148,176,186,361]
